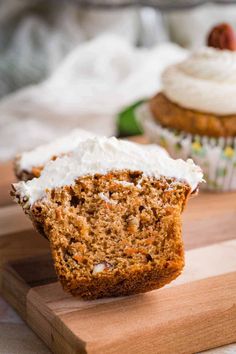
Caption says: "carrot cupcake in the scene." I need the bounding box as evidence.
[12,136,203,299]
[138,23,236,191]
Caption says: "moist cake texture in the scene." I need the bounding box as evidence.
[12,137,203,299]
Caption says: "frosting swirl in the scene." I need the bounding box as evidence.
[162,47,236,115]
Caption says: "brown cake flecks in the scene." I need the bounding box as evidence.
[13,170,191,299]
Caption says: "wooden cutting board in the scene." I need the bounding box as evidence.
[0,161,16,207]
[0,192,236,354]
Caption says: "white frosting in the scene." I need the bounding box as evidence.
[13,136,203,205]
[163,47,236,115]
[16,128,95,172]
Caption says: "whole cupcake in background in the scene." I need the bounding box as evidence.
[138,23,236,191]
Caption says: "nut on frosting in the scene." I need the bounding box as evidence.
[207,23,236,51]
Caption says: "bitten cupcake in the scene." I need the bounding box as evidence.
[138,23,236,191]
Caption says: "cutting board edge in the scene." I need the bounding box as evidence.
[2,256,236,354]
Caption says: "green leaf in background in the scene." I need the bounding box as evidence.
[117,100,147,137]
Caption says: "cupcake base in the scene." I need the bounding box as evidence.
[136,103,236,191]
[150,93,236,138]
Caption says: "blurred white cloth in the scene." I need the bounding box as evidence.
[0,0,139,98]
[0,35,187,161]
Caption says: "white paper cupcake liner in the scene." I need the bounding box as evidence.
[136,103,236,191]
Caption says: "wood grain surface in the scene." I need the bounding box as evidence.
[1,241,236,354]
[0,161,16,206]
[0,160,236,354]
[0,191,236,354]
